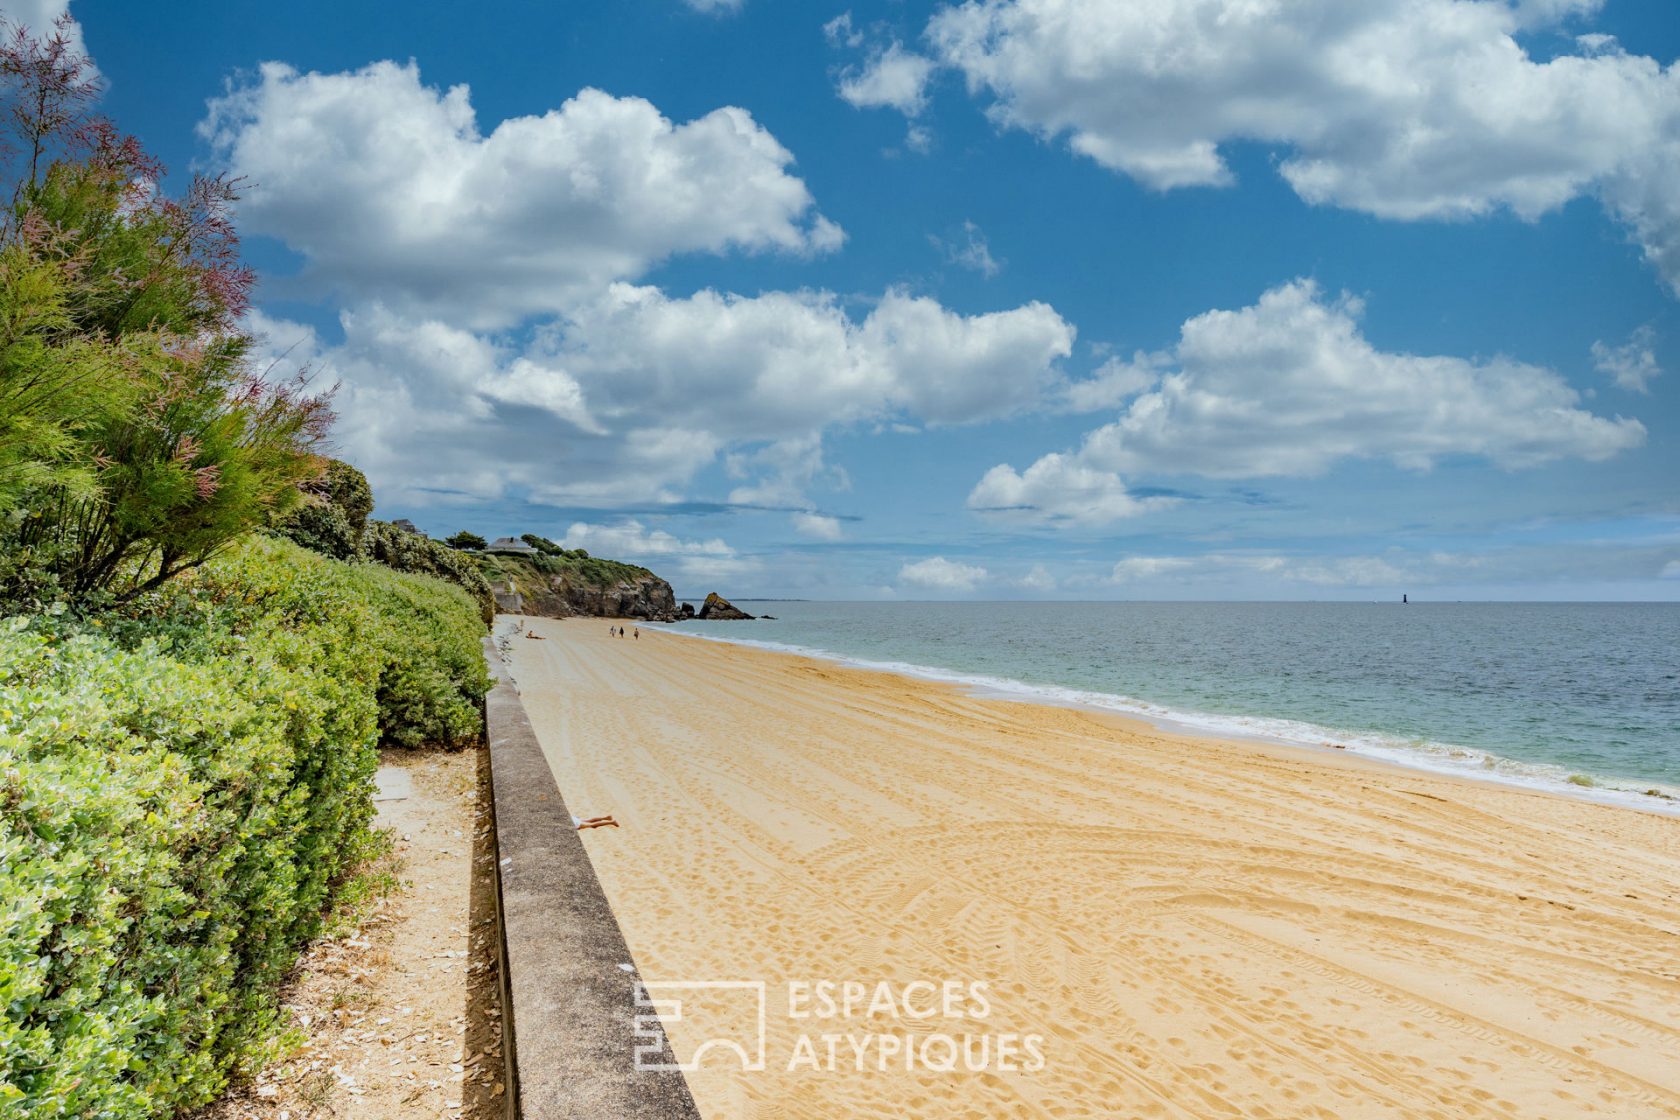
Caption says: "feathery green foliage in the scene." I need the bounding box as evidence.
[0,243,115,511]
[0,25,490,1118]
[0,25,329,606]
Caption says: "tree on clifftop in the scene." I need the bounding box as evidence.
[445,530,486,550]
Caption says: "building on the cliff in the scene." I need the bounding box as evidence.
[391,518,426,537]
[487,536,538,555]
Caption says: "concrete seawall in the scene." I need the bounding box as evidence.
[482,632,702,1119]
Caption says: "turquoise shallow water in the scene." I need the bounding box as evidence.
[673,601,1680,810]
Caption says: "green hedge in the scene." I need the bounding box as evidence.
[349,559,491,748]
[361,521,496,625]
[0,536,490,1116]
[130,536,490,750]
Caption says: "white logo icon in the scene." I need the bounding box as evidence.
[634,980,767,1072]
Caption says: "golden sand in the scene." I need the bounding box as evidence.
[505,617,1680,1119]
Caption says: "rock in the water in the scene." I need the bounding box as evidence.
[676,601,697,620]
[697,592,754,620]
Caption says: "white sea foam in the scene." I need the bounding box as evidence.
[663,626,1680,818]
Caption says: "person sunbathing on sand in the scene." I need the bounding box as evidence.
[575,814,618,830]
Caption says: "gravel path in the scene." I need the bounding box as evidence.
[200,747,505,1120]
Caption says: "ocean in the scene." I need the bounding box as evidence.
[672,601,1680,813]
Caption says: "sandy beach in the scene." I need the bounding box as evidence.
[505,616,1680,1119]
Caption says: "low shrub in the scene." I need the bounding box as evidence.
[128,535,490,750]
[0,535,491,1116]
[274,460,375,562]
[350,559,491,747]
[0,616,378,1116]
[361,520,495,625]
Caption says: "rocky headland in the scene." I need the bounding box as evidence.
[468,535,756,623]
[475,545,680,621]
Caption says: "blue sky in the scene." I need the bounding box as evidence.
[28,0,1680,598]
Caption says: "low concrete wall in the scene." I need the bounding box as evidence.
[483,634,703,1119]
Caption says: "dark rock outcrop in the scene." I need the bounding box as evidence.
[561,575,678,620]
[676,602,696,620]
[696,592,754,620]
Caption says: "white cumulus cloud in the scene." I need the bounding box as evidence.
[1062,351,1171,412]
[251,282,1073,512]
[544,283,1074,440]
[1591,326,1662,393]
[969,453,1175,526]
[899,556,988,592]
[201,61,841,328]
[918,0,1680,295]
[791,512,843,540]
[975,279,1645,527]
[1079,280,1645,477]
[839,41,936,115]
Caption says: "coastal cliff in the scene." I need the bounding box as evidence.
[449,534,762,623]
[475,548,680,621]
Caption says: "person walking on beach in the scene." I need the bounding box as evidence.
[633,627,640,640]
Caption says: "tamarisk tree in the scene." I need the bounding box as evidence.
[0,16,331,602]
